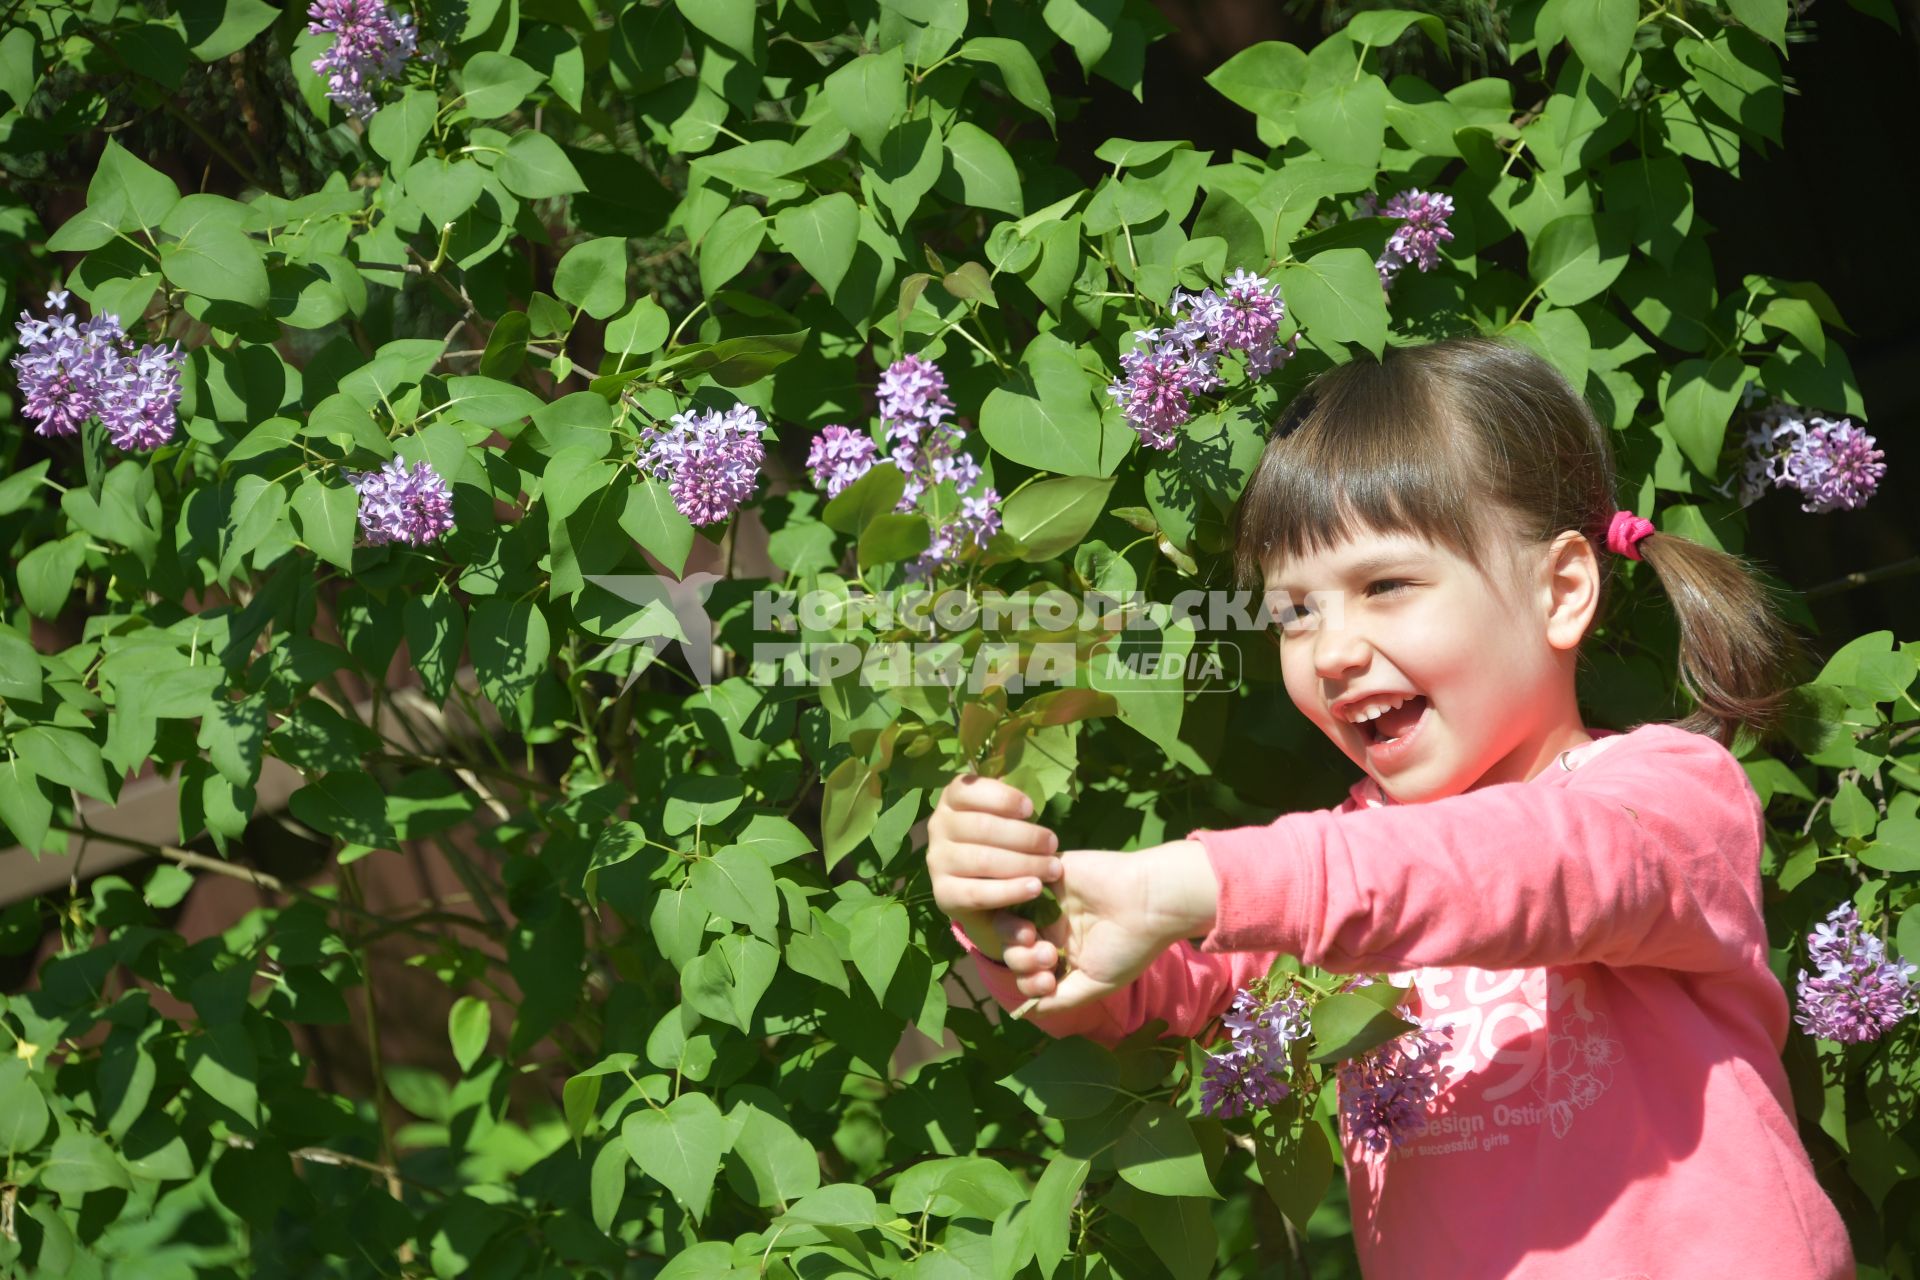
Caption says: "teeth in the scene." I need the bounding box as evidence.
[1343,694,1410,723]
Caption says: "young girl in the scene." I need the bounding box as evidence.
[928,337,1855,1278]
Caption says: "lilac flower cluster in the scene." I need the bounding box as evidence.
[1792,901,1919,1044]
[349,457,455,546]
[1734,397,1886,514]
[805,355,1001,581]
[1107,270,1297,451]
[1335,1011,1456,1155]
[308,0,417,121]
[1199,986,1312,1119]
[637,404,767,527]
[804,424,880,498]
[1357,190,1457,290]
[12,289,183,452]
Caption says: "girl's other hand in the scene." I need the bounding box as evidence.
[1002,842,1221,1016]
[928,773,1063,960]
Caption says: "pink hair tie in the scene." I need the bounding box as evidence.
[1606,510,1655,561]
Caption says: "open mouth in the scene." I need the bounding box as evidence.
[1356,694,1429,745]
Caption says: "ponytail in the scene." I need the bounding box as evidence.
[1629,530,1818,751]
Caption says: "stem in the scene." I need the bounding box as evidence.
[1804,556,1920,601]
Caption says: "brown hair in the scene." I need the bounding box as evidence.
[1231,336,1815,750]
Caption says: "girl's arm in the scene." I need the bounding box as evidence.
[949,918,1278,1049]
[1177,723,1768,975]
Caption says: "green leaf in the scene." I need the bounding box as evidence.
[43,1133,131,1202]
[161,227,269,308]
[88,138,180,233]
[1114,1101,1219,1198]
[606,298,670,365]
[939,122,1024,216]
[368,87,437,176]
[663,774,744,836]
[1001,476,1114,561]
[470,595,551,724]
[1297,77,1389,173]
[591,1139,626,1231]
[959,37,1055,130]
[16,534,87,620]
[290,476,359,570]
[682,933,779,1031]
[1306,991,1418,1064]
[618,480,695,575]
[14,725,113,802]
[821,462,906,534]
[774,193,860,297]
[622,1091,731,1223]
[1528,213,1630,307]
[1254,1116,1333,1230]
[999,1037,1124,1118]
[497,131,587,198]
[0,758,52,854]
[555,236,628,319]
[1555,0,1637,94]
[981,336,1132,476]
[1726,0,1788,47]
[690,846,780,938]
[187,1022,258,1125]
[1659,355,1749,479]
[448,995,490,1072]
[1346,9,1450,59]
[0,1060,48,1154]
[1028,1155,1090,1277]
[1205,40,1308,124]
[857,512,931,569]
[728,1098,822,1207]
[673,0,755,56]
[824,47,906,152]
[0,628,43,704]
[698,204,766,294]
[460,52,543,118]
[289,771,397,850]
[403,592,466,705]
[820,755,883,869]
[848,899,909,1002]
[1280,249,1390,358]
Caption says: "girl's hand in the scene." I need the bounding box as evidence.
[928,774,1063,960]
[1003,841,1221,1018]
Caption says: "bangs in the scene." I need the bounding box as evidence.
[1231,356,1500,594]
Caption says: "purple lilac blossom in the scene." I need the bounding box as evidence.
[308,0,418,121]
[1199,986,1312,1119]
[636,404,767,526]
[1793,901,1919,1044]
[805,424,879,498]
[1335,1012,1456,1154]
[877,353,955,448]
[904,487,1002,584]
[12,289,182,450]
[1106,319,1222,451]
[1371,189,1456,290]
[1735,399,1886,514]
[349,458,456,546]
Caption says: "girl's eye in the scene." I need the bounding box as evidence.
[1274,581,1408,633]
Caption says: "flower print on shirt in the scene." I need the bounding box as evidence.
[1531,1006,1626,1138]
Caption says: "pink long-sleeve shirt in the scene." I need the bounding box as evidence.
[953,722,1855,1279]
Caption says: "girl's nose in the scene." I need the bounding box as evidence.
[1311,610,1372,679]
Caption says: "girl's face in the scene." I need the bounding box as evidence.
[1264,523,1591,803]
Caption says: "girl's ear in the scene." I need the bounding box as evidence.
[1542,529,1601,652]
